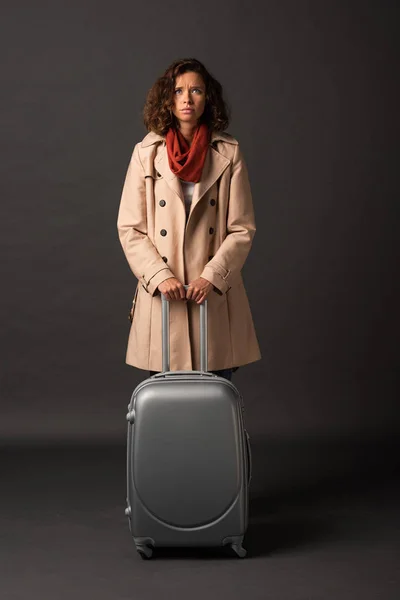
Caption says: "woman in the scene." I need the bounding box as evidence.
[117,58,261,381]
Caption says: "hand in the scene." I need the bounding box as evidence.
[186,277,213,304]
[157,277,186,301]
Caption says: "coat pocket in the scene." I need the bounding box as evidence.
[128,283,140,323]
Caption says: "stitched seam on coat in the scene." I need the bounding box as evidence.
[147,294,152,370]
[231,143,238,178]
[136,144,145,174]
[147,267,170,285]
[130,283,140,321]
[226,289,234,368]
[222,143,236,363]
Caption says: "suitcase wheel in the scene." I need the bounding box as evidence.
[223,536,247,558]
[136,543,153,560]
[230,543,247,558]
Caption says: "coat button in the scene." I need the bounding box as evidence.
[162,256,168,262]
[160,229,167,236]
[209,227,214,234]
[210,199,216,206]
[159,199,166,207]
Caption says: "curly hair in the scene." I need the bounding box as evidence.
[143,58,231,135]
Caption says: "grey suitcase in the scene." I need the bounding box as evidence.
[125,285,252,559]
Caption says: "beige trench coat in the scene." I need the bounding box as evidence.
[117,129,262,372]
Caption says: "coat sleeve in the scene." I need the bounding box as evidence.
[117,143,175,296]
[200,143,256,295]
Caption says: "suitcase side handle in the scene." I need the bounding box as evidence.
[245,430,252,485]
[161,284,208,373]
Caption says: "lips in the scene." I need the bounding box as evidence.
[181,109,194,112]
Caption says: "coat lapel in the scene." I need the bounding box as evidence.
[150,131,231,224]
[153,144,184,203]
[189,145,230,218]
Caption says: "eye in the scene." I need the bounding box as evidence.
[174,88,202,94]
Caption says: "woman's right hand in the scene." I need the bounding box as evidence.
[158,277,187,301]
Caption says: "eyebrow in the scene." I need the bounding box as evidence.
[174,85,204,89]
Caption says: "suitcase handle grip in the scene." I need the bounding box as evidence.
[161,285,208,373]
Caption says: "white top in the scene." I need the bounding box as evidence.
[179,179,195,222]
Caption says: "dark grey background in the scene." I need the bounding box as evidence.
[1,3,400,599]
[1,0,398,442]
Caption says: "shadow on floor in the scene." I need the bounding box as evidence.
[1,433,399,560]
[244,432,400,557]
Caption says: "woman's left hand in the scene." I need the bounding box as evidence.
[186,277,213,304]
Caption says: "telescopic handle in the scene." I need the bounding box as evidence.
[161,284,208,373]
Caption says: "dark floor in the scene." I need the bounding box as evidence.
[1,434,399,600]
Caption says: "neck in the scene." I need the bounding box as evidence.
[177,121,198,146]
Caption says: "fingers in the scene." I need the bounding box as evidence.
[173,281,185,301]
[179,285,187,301]
[167,286,179,301]
[174,284,185,301]
[186,286,208,304]
[161,279,210,304]
[163,278,186,302]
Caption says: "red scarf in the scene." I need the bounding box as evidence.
[165,123,210,183]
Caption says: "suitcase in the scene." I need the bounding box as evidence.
[125,285,252,559]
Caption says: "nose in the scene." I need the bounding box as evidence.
[184,90,193,104]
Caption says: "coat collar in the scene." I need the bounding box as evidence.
[140,129,236,228]
[140,129,239,148]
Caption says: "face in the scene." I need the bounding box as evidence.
[171,71,206,128]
